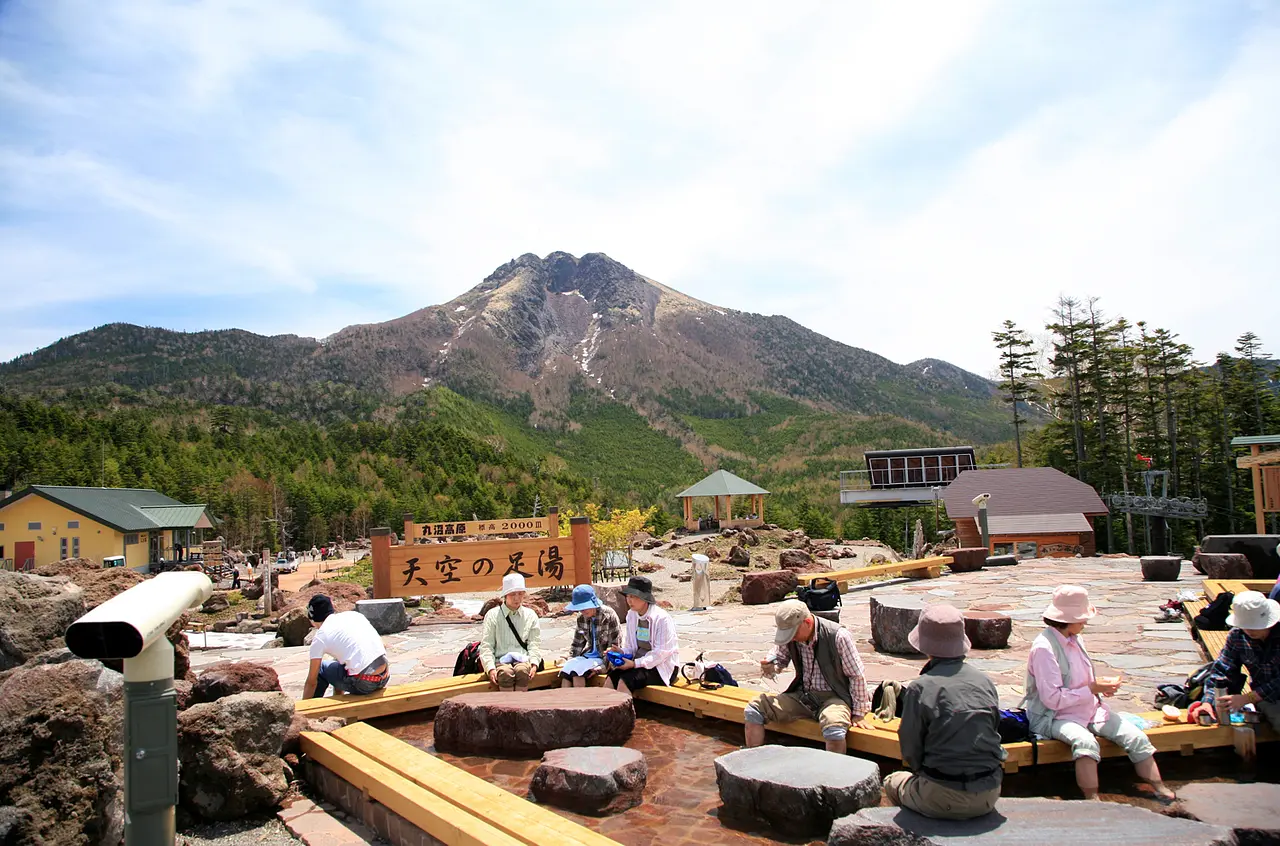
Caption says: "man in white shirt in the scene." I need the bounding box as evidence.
[301,595,390,699]
[608,575,680,694]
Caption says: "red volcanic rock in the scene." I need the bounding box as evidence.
[741,570,798,606]
[190,660,282,705]
[947,548,988,573]
[531,746,647,815]
[433,688,635,756]
[963,611,1012,649]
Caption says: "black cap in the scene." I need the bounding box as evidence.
[307,594,335,622]
[620,575,656,604]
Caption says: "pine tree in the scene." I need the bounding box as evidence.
[992,320,1040,467]
[1048,297,1089,481]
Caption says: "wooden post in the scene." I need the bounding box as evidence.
[758,494,765,523]
[1253,446,1267,535]
[726,494,733,525]
[548,507,559,538]
[262,546,273,614]
[371,528,392,599]
[402,513,415,544]
[570,517,592,587]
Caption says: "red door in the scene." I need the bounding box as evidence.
[15,541,35,571]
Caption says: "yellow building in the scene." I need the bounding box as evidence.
[0,486,215,572]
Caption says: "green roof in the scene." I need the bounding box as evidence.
[3,486,211,533]
[676,470,769,499]
[1231,435,1280,446]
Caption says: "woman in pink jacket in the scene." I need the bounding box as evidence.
[1024,585,1175,801]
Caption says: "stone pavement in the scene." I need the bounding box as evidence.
[190,557,1207,712]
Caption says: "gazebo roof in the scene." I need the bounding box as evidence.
[676,470,769,499]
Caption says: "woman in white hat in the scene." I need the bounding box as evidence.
[1202,590,1280,729]
[1024,584,1174,801]
[478,573,543,692]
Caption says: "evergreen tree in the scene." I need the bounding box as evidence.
[991,320,1040,467]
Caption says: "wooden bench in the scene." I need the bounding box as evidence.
[636,678,1274,772]
[304,724,616,846]
[1203,578,1273,600]
[794,555,951,590]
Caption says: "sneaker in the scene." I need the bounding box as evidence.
[1153,608,1182,623]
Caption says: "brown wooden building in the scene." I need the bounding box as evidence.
[943,467,1108,558]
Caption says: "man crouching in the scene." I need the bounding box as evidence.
[744,599,871,754]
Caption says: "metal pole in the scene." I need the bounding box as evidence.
[124,638,178,846]
[978,504,990,550]
[262,546,273,615]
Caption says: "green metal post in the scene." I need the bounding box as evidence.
[123,639,178,846]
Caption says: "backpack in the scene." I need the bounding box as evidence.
[797,578,841,612]
[1194,592,1234,631]
[998,708,1033,743]
[1154,684,1190,708]
[702,663,738,687]
[453,641,483,676]
[1182,661,1216,702]
[681,652,739,689]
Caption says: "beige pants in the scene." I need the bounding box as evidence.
[493,662,536,690]
[749,690,851,736]
[883,771,1000,821]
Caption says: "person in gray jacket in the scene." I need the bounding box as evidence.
[884,604,1005,820]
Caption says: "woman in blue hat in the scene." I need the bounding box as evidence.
[561,584,622,687]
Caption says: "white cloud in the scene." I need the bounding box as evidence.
[0,0,1277,372]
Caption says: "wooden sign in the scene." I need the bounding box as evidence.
[404,511,557,542]
[202,540,224,571]
[1265,467,1280,513]
[373,517,591,598]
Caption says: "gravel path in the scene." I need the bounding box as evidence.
[179,818,302,846]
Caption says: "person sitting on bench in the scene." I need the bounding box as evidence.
[1025,585,1174,801]
[480,573,543,692]
[744,599,870,754]
[302,595,390,699]
[884,604,1004,820]
[1202,590,1280,729]
[561,584,621,688]
[608,576,679,694]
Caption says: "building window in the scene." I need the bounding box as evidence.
[28,522,41,531]
[124,533,139,545]
[60,538,68,558]
[0,523,5,531]
[67,520,79,529]
[72,537,80,557]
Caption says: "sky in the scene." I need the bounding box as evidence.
[1,0,1278,376]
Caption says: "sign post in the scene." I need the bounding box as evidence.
[261,546,274,614]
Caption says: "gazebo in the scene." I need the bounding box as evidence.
[676,470,769,532]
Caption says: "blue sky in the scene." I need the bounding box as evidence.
[2,0,1278,375]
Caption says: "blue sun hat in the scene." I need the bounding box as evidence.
[566,584,603,612]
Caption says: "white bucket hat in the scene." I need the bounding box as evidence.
[501,573,527,597]
[1226,591,1280,630]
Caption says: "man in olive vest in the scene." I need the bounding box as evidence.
[744,599,872,753]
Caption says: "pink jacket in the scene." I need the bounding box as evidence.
[1026,627,1109,727]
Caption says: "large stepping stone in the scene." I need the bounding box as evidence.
[716,745,880,837]
[1177,782,1280,844]
[1193,552,1252,580]
[963,611,1011,649]
[530,746,647,815]
[433,688,635,756]
[871,595,924,655]
[948,548,988,573]
[1140,556,1183,581]
[742,570,798,605]
[828,798,1236,845]
[356,598,409,634]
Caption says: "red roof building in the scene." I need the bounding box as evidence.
[942,467,1108,558]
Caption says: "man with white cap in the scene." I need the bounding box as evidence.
[883,604,1004,820]
[743,599,871,754]
[1203,590,1280,728]
[479,573,543,692]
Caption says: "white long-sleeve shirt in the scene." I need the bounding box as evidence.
[623,603,679,685]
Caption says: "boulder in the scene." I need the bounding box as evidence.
[1140,556,1183,581]
[948,548,988,573]
[827,798,1236,846]
[478,595,551,619]
[33,558,145,610]
[433,688,635,756]
[0,659,125,846]
[282,713,348,755]
[727,545,752,567]
[1200,534,1280,580]
[201,592,231,613]
[715,745,880,837]
[870,595,924,655]
[741,570,798,605]
[742,528,759,546]
[239,571,280,601]
[260,638,284,649]
[279,580,366,614]
[0,571,85,671]
[963,611,1012,649]
[642,538,663,550]
[1177,782,1280,844]
[276,606,312,647]
[191,660,282,705]
[595,586,632,622]
[779,549,816,571]
[177,691,293,820]
[984,554,1017,567]
[0,806,39,845]
[705,547,721,561]
[1193,552,1252,580]
[530,746,647,815]
[356,598,410,635]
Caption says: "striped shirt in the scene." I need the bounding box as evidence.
[769,626,872,719]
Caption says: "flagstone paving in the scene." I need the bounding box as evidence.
[190,557,1209,711]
